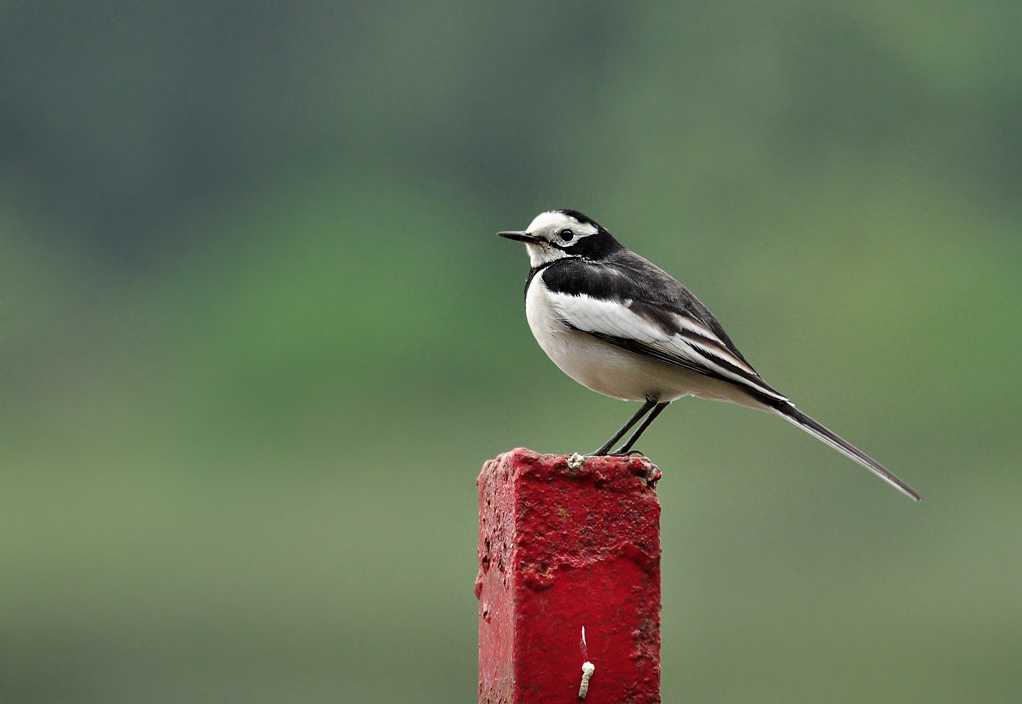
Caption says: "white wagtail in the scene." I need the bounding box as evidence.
[499,209,921,501]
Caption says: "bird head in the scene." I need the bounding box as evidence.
[498,209,620,267]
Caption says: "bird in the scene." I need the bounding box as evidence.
[498,209,921,501]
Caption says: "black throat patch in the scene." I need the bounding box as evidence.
[524,260,558,299]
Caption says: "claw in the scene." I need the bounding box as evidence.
[587,449,646,458]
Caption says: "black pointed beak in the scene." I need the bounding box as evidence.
[497,230,537,243]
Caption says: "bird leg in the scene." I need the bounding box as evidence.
[590,399,657,456]
[615,401,670,454]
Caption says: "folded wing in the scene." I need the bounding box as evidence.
[546,285,788,404]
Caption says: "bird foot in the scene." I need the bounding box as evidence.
[589,449,646,458]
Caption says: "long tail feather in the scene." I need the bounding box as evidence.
[771,401,922,501]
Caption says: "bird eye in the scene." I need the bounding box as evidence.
[559,228,574,242]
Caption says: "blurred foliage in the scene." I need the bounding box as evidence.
[2,2,1021,703]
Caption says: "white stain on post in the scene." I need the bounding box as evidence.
[578,625,594,699]
[578,661,595,699]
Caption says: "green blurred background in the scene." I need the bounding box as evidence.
[2,2,1020,702]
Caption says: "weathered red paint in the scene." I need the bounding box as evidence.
[476,448,662,704]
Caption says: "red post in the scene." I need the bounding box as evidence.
[476,448,662,704]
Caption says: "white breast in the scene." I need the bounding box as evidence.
[524,274,770,409]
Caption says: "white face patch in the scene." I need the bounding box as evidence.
[527,211,599,240]
[523,241,568,268]
[521,211,600,267]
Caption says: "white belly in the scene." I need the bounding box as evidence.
[525,277,767,409]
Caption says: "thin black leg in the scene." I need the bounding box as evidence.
[591,399,657,456]
[616,401,670,454]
